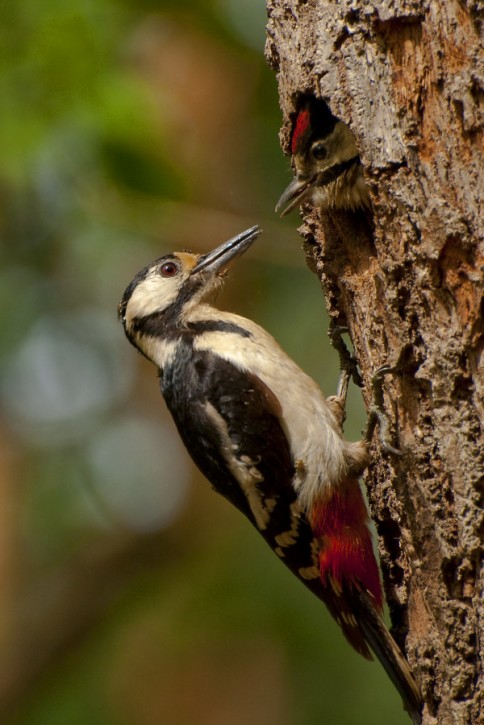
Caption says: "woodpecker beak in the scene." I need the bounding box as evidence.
[191,225,262,276]
[275,176,315,217]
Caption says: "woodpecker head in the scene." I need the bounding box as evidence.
[275,97,370,215]
[119,225,262,351]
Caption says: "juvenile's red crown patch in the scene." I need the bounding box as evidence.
[291,108,310,154]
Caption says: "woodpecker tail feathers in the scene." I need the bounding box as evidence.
[352,590,423,725]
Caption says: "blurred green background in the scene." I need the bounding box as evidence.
[0,2,408,723]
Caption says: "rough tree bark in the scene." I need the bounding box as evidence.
[266,1,483,724]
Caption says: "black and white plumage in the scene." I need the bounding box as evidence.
[119,226,422,724]
[276,96,371,215]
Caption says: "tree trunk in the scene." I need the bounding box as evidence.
[266,1,483,723]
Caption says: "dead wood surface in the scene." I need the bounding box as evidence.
[266,1,483,723]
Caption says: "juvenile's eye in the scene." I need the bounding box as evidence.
[160,261,179,278]
[311,142,328,160]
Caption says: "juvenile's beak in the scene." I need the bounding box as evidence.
[191,225,262,276]
[275,176,314,217]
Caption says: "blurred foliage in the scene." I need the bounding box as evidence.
[0,1,407,724]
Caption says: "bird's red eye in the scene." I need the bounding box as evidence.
[160,261,179,278]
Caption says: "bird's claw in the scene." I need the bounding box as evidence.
[365,365,402,455]
[328,323,363,394]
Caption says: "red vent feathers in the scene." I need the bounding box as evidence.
[291,108,310,154]
[310,482,383,610]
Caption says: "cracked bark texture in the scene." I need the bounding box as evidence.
[266,1,483,723]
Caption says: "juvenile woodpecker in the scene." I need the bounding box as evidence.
[119,226,422,724]
[276,96,371,215]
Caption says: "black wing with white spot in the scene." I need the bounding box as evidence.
[161,346,323,597]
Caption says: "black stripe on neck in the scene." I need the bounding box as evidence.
[187,320,252,338]
[318,155,360,187]
[131,314,252,341]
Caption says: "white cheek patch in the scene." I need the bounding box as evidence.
[126,273,180,327]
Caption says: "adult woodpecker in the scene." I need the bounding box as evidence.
[276,96,371,215]
[119,226,422,724]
